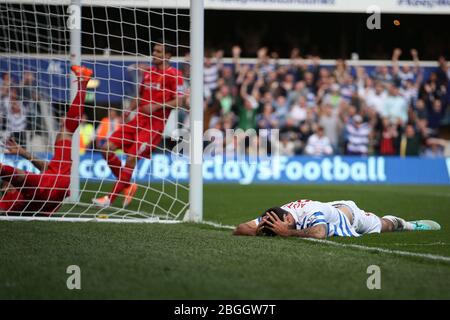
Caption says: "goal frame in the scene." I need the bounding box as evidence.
[0,0,204,223]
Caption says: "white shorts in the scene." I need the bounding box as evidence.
[348,201,382,234]
[331,200,382,235]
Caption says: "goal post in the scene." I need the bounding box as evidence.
[0,0,204,223]
[186,0,203,222]
[69,0,82,203]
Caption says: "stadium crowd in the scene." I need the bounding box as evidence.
[1,47,449,158]
[0,71,41,147]
[0,70,122,155]
[199,47,450,157]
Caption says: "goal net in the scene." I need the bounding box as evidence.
[0,0,202,223]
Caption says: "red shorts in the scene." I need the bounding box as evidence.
[109,116,164,158]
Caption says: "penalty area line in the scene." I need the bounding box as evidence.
[202,220,450,263]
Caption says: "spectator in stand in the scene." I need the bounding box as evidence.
[279,133,296,156]
[280,118,301,153]
[304,71,317,94]
[420,72,447,108]
[365,81,387,116]
[238,68,261,131]
[257,103,278,132]
[204,117,224,157]
[402,79,420,108]
[323,83,342,110]
[382,84,408,125]
[391,48,421,88]
[255,47,276,78]
[436,56,449,87]
[340,74,356,103]
[215,84,234,116]
[304,125,333,156]
[281,72,295,93]
[377,118,399,156]
[426,99,447,136]
[204,49,223,103]
[426,137,449,157]
[319,103,340,152]
[19,71,41,134]
[289,96,308,125]
[333,59,350,85]
[286,80,308,107]
[0,72,12,94]
[422,139,445,158]
[299,122,313,154]
[399,124,423,156]
[414,98,428,120]
[221,66,236,91]
[345,114,371,156]
[238,95,258,131]
[0,73,12,131]
[273,95,289,121]
[6,99,27,147]
[373,65,393,85]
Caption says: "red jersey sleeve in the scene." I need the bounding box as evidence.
[166,68,184,100]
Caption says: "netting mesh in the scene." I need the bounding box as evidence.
[0,1,191,221]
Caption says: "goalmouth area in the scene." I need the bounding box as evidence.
[1,184,450,299]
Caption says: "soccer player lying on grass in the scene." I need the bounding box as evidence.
[233,199,441,238]
[0,65,92,215]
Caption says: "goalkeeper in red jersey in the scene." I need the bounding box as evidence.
[92,41,186,208]
[0,65,93,215]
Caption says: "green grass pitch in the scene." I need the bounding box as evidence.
[0,184,449,299]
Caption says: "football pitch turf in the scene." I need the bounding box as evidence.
[0,184,449,299]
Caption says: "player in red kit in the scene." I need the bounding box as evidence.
[92,41,186,208]
[0,65,93,214]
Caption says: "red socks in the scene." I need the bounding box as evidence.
[109,166,133,203]
[64,79,88,133]
[106,153,122,178]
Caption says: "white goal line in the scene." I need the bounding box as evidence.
[0,216,181,224]
[1,216,448,263]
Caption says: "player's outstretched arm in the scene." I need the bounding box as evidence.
[233,220,265,236]
[5,138,48,172]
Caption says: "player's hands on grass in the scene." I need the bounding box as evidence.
[5,138,26,157]
[264,211,292,237]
